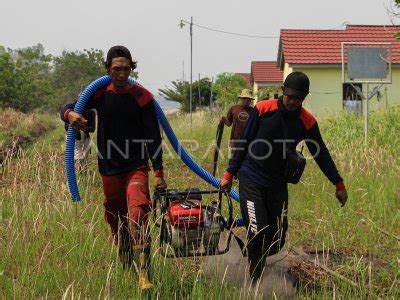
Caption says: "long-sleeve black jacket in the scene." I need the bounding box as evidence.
[225,97,343,189]
[60,83,163,176]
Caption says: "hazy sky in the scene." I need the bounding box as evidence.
[0,0,395,94]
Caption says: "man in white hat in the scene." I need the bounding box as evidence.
[220,89,254,148]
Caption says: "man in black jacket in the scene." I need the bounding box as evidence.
[60,46,166,290]
[220,72,348,281]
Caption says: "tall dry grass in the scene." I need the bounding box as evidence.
[1,107,399,298]
[0,108,51,139]
[0,108,55,164]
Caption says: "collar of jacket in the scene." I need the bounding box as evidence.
[278,96,302,119]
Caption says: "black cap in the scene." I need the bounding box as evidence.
[283,71,310,99]
[105,45,136,69]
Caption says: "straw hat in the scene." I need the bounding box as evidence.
[238,89,254,99]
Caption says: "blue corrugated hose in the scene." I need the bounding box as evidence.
[65,76,243,226]
[65,76,111,202]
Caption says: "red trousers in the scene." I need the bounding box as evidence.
[101,168,151,245]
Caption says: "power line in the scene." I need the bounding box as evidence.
[180,20,279,39]
[179,20,353,39]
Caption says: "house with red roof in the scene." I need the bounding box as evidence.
[235,72,251,87]
[278,25,400,116]
[250,61,284,100]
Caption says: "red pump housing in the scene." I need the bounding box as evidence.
[167,199,204,228]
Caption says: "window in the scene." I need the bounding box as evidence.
[343,83,362,101]
[343,83,362,114]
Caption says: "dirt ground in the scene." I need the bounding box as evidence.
[202,230,348,299]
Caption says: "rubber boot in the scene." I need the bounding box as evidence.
[117,230,133,269]
[132,244,153,291]
[118,244,132,269]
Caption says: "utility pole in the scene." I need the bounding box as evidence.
[179,17,194,134]
[189,17,193,136]
[198,73,201,109]
[182,61,185,82]
[364,83,369,146]
[385,85,388,110]
[210,76,214,110]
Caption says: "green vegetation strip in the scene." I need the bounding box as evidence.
[1,108,399,298]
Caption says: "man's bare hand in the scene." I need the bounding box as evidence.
[154,176,167,190]
[220,177,233,191]
[335,188,348,207]
[67,111,88,131]
[219,116,231,126]
[219,116,232,127]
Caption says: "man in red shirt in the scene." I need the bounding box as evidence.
[61,46,165,290]
[220,89,254,148]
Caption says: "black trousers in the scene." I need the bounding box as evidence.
[239,183,289,280]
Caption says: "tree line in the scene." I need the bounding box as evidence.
[0,43,138,113]
[159,72,281,113]
[0,43,281,114]
[159,73,249,113]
